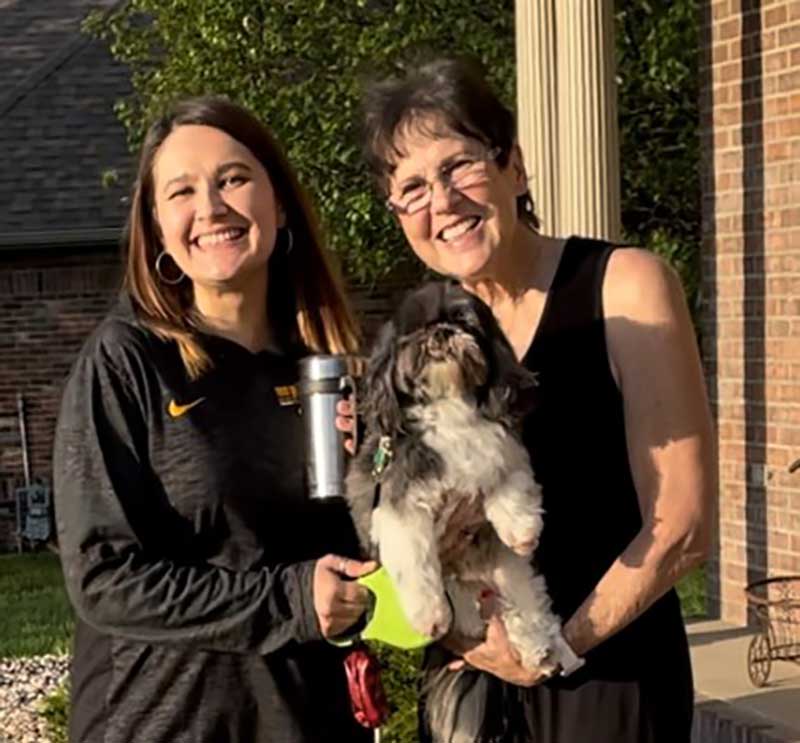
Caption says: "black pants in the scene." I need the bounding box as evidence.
[418,657,693,743]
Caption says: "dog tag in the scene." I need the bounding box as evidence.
[371,436,394,479]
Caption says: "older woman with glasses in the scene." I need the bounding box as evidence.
[347,55,715,743]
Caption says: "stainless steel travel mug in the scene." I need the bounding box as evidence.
[298,354,356,499]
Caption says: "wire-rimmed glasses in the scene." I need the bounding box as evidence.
[386,146,501,216]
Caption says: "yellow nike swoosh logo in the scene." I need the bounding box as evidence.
[167,397,206,418]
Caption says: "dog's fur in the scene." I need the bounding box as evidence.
[345,281,567,743]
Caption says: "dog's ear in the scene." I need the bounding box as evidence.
[481,325,539,425]
[362,320,403,436]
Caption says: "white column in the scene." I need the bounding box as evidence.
[515,0,560,236]
[556,0,621,241]
[515,0,621,241]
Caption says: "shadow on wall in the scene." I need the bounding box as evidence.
[700,0,720,619]
[741,0,767,610]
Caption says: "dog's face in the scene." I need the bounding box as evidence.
[363,281,537,434]
[390,290,492,404]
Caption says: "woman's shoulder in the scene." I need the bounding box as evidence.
[603,246,687,323]
[76,295,169,376]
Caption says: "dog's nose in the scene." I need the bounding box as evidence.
[432,326,451,345]
[429,331,443,351]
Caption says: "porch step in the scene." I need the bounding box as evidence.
[688,620,800,743]
[693,693,800,743]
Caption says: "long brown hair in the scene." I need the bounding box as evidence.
[125,96,360,378]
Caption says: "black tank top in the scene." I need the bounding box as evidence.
[419,239,693,743]
[522,236,689,679]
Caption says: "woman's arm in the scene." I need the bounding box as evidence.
[55,343,372,654]
[450,248,715,684]
[561,247,715,656]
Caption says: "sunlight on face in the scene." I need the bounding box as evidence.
[388,117,525,282]
[152,124,284,291]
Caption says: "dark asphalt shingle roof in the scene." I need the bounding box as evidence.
[0,0,134,244]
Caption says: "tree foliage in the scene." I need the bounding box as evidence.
[86,1,700,295]
[616,0,701,307]
[85,0,516,283]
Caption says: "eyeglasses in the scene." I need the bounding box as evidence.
[386,147,501,216]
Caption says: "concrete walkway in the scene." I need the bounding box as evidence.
[688,619,800,742]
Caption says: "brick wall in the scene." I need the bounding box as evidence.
[0,251,122,551]
[700,0,800,623]
[0,249,408,552]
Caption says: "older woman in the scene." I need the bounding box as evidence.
[54,97,375,743]
[355,56,715,743]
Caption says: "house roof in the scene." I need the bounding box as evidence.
[0,0,133,248]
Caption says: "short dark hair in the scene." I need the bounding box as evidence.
[360,55,539,229]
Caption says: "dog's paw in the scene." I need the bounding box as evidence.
[534,651,560,677]
[485,490,543,556]
[510,534,538,557]
[515,638,555,672]
[405,596,453,640]
[503,611,558,671]
[496,521,539,557]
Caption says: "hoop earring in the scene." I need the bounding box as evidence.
[155,251,185,285]
[282,226,294,255]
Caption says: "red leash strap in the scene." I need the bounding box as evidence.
[343,643,390,729]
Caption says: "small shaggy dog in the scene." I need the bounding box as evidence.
[345,281,576,743]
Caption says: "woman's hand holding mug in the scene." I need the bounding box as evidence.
[336,398,357,455]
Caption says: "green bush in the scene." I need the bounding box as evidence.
[84,0,516,284]
[40,682,70,743]
[372,644,423,743]
[616,1,701,309]
[85,1,700,292]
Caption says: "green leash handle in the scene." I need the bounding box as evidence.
[328,567,434,651]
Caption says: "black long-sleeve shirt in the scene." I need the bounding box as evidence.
[54,298,369,743]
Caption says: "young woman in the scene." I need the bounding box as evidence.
[54,97,375,743]
[353,56,715,742]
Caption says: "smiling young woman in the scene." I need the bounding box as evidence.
[53,97,377,743]
[152,126,280,288]
[125,97,359,378]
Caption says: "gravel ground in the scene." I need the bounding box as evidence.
[0,655,69,743]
